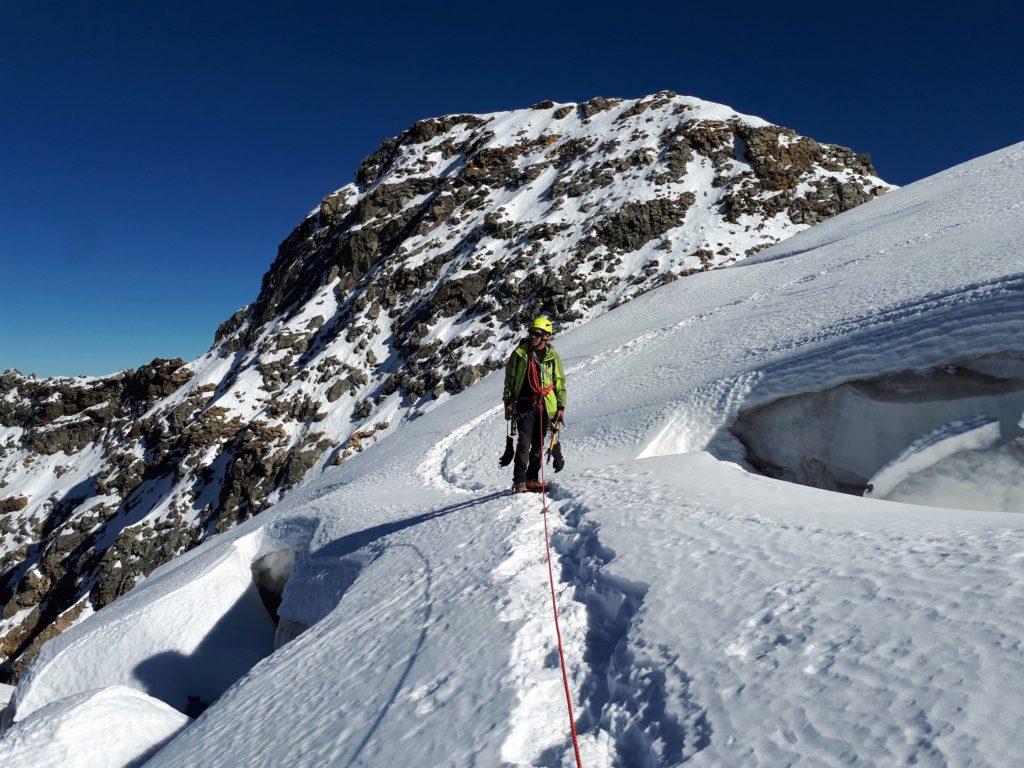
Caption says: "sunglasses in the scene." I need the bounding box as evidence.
[530,330,550,338]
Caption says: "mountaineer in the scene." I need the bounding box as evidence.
[502,316,566,493]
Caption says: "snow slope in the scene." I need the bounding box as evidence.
[5,142,1024,766]
[0,682,12,717]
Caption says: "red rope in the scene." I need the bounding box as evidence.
[537,400,584,768]
[527,354,554,400]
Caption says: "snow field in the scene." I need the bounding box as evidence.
[143,485,531,767]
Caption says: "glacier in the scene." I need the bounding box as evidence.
[1,135,1023,767]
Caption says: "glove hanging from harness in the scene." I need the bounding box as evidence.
[550,441,565,472]
[499,417,515,466]
[547,420,565,473]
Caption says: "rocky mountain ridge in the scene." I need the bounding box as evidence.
[0,91,890,679]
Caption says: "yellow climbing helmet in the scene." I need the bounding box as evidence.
[530,316,554,335]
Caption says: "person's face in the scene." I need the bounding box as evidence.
[530,329,550,349]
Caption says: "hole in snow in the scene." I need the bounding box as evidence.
[251,547,311,650]
[131,546,299,718]
[251,548,296,623]
[731,355,1024,512]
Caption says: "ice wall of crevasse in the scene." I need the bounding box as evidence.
[880,437,1024,512]
[864,414,1002,498]
[251,547,296,623]
[0,91,891,679]
[732,355,1024,510]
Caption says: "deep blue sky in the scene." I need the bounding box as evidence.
[2,1,1021,377]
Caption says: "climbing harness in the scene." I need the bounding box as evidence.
[536,397,583,768]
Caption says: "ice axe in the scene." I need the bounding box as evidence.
[499,417,515,466]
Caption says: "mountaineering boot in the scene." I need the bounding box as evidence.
[524,480,546,493]
[512,482,529,493]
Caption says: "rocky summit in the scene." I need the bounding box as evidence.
[0,91,889,679]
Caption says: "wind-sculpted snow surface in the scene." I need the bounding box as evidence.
[4,144,1024,766]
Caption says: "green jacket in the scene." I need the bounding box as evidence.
[503,342,566,420]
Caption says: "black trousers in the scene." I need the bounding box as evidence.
[513,403,549,484]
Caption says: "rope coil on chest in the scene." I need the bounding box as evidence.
[527,353,554,400]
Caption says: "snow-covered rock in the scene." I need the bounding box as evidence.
[5,140,1021,765]
[0,685,188,767]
